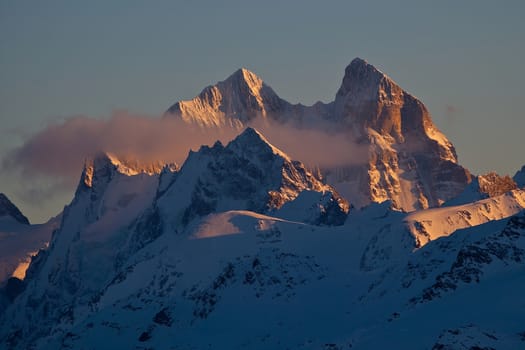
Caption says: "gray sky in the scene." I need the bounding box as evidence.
[1,0,524,222]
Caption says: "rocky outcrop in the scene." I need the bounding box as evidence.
[478,172,517,197]
[445,172,518,206]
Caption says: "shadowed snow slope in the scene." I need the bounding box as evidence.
[0,215,60,285]
[0,194,60,285]
[2,203,524,349]
[0,193,30,225]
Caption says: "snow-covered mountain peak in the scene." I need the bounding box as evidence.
[0,194,29,225]
[213,67,268,103]
[226,127,291,162]
[165,67,286,127]
[325,58,472,211]
[81,152,125,189]
[81,152,163,189]
[334,58,410,138]
[162,58,472,212]
[156,128,349,227]
[336,57,399,102]
[229,67,264,92]
[514,165,525,188]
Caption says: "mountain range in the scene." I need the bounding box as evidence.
[1,58,524,349]
[166,58,472,212]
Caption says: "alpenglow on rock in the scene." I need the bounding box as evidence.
[165,58,472,211]
[327,58,472,211]
[165,68,289,127]
[444,172,517,206]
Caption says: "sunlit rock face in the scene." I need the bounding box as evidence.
[166,58,472,211]
[477,172,517,197]
[444,171,518,206]
[166,68,290,127]
[327,58,471,211]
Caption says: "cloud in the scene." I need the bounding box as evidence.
[4,111,367,183]
[2,111,238,184]
[444,104,462,129]
[2,111,368,222]
[248,118,368,169]
[445,105,458,115]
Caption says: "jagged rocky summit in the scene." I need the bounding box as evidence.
[0,193,30,225]
[444,171,518,206]
[153,127,349,230]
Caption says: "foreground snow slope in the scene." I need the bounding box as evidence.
[3,207,524,349]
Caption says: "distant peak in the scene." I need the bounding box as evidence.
[227,127,291,161]
[336,57,402,104]
[231,67,261,79]
[233,127,271,145]
[83,152,128,175]
[81,153,115,188]
[81,152,163,188]
[347,57,385,75]
[229,127,268,147]
[342,57,391,86]
[225,67,265,91]
[238,126,264,139]
[514,165,525,187]
[0,193,30,225]
[349,57,369,67]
